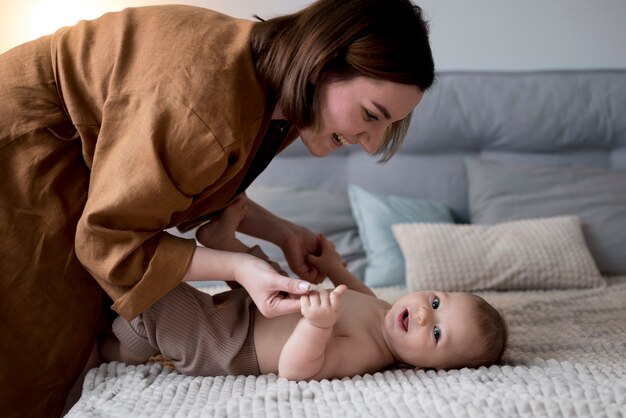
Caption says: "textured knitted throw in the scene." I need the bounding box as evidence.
[67,278,626,417]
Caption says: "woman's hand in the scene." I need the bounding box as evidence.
[184,247,310,317]
[306,235,375,296]
[306,234,345,277]
[236,197,325,284]
[235,254,312,317]
[278,224,325,284]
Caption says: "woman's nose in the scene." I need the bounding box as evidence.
[360,140,377,154]
[358,129,385,154]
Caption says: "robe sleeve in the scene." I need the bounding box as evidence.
[75,92,228,320]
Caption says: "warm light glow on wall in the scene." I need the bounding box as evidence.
[0,1,293,54]
[0,0,174,53]
[28,0,96,40]
[0,0,116,53]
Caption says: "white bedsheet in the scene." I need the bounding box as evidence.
[67,278,626,417]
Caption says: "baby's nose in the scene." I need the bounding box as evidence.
[416,306,431,326]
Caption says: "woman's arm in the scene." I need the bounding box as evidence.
[182,246,248,282]
[189,196,310,317]
[184,245,311,318]
[236,197,324,283]
[307,235,375,297]
[278,285,347,380]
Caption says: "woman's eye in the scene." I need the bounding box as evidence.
[433,325,441,342]
[364,110,378,121]
[432,296,440,310]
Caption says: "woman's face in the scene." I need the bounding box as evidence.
[298,76,423,157]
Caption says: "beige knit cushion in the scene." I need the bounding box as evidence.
[392,216,605,291]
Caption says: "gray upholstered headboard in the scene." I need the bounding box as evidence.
[252,70,626,223]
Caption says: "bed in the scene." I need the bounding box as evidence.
[67,70,626,417]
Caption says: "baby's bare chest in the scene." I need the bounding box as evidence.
[253,292,388,375]
[333,304,380,339]
[325,296,391,376]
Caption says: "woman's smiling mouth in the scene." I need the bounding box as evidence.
[332,132,348,146]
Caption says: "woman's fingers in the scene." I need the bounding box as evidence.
[318,234,336,251]
[266,296,303,317]
[277,275,310,294]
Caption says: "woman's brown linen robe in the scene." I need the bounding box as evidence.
[0,6,295,416]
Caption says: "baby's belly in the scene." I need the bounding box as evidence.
[253,311,301,374]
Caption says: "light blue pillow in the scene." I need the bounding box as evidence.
[347,185,454,287]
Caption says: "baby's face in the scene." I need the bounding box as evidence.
[382,291,484,369]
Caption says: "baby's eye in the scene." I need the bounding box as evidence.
[432,296,440,310]
[433,325,441,342]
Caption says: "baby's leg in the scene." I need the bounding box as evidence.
[109,284,260,376]
[99,330,153,365]
[196,195,249,252]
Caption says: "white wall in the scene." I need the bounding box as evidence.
[2,0,626,71]
[418,0,626,71]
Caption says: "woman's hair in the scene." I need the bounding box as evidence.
[250,0,435,162]
[466,295,509,368]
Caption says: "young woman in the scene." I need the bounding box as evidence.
[0,0,434,415]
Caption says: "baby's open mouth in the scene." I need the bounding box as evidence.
[332,132,348,146]
[397,309,409,332]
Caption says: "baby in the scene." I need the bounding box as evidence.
[101,196,507,380]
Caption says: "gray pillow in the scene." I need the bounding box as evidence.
[465,158,626,275]
[393,216,604,291]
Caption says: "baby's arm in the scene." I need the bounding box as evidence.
[307,235,375,297]
[278,285,347,381]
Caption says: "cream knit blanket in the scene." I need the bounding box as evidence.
[67,278,626,417]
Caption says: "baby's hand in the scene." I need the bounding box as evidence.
[300,285,347,329]
[306,234,346,277]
